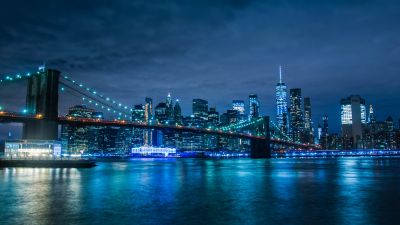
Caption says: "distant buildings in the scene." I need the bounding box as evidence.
[61,105,131,155]
[312,95,399,150]
[57,74,400,154]
[220,109,239,126]
[249,94,260,120]
[60,105,96,154]
[363,116,396,149]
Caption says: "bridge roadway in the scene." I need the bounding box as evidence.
[0,113,264,140]
[0,112,316,149]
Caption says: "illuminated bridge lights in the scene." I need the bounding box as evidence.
[0,70,43,85]
[61,75,133,113]
[1,70,313,148]
[80,96,131,119]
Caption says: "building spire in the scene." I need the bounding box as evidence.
[279,65,282,83]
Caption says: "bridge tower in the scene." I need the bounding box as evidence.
[250,116,271,158]
[22,69,60,140]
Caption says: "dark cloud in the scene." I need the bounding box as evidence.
[1,0,400,138]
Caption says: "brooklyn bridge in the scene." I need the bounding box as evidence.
[0,68,319,158]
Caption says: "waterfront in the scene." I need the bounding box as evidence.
[1,157,400,225]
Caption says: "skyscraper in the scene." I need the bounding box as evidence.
[319,115,329,149]
[144,97,153,146]
[166,93,174,122]
[173,99,182,125]
[60,105,97,154]
[303,97,313,143]
[289,88,303,142]
[276,65,288,133]
[322,115,329,138]
[303,97,312,130]
[166,93,172,108]
[220,110,238,126]
[131,104,145,148]
[144,97,153,124]
[155,103,168,124]
[232,100,245,122]
[317,123,322,143]
[368,104,376,123]
[207,107,219,127]
[132,104,145,122]
[193,99,208,121]
[249,94,259,120]
[340,95,367,148]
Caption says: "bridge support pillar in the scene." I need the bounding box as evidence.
[22,69,60,140]
[250,116,271,158]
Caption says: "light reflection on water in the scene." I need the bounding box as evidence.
[1,157,400,225]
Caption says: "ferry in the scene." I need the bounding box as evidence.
[131,146,177,157]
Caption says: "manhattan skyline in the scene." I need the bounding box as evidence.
[1,0,400,133]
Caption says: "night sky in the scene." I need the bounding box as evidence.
[1,0,400,138]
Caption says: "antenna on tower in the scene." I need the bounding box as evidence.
[279,65,282,83]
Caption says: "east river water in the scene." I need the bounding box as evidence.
[1,157,400,225]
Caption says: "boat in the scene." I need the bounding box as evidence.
[131,146,177,157]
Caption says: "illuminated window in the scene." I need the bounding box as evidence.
[341,104,352,124]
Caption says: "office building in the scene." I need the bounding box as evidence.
[368,104,376,123]
[289,88,303,142]
[340,95,367,148]
[276,65,288,133]
[144,97,153,123]
[232,100,246,122]
[165,93,174,122]
[193,99,208,122]
[155,103,168,124]
[249,94,260,120]
[132,104,145,122]
[173,99,182,125]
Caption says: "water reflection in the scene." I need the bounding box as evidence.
[1,158,400,225]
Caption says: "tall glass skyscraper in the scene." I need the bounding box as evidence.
[340,95,366,148]
[144,97,153,124]
[249,94,259,120]
[303,97,313,144]
[174,99,182,125]
[276,66,288,133]
[193,99,209,121]
[165,93,174,122]
[232,100,245,122]
[289,88,303,143]
[144,97,153,146]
